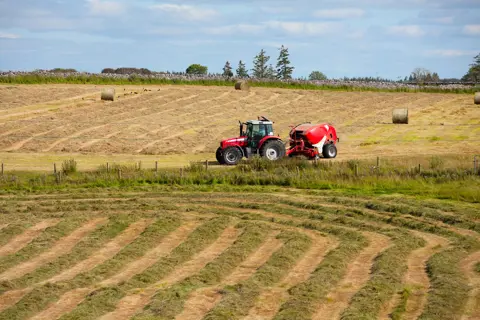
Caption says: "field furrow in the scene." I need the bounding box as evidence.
[0,220,59,257]
[175,232,283,320]
[379,231,450,320]
[460,250,480,320]
[100,221,200,286]
[244,230,337,320]
[312,232,391,320]
[98,226,239,320]
[45,219,151,283]
[0,218,106,281]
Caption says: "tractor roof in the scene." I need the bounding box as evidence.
[246,120,273,125]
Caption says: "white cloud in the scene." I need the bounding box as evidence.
[425,49,478,57]
[0,32,20,39]
[387,25,425,37]
[86,0,125,16]
[463,25,480,35]
[313,8,365,19]
[151,4,218,21]
[431,17,453,24]
[204,24,265,35]
[260,7,293,14]
[204,21,344,37]
[264,21,341,36]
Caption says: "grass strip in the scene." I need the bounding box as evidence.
[203,230,311,320]
[58,216,231,320]
[0,216,89,276]
[71,213,181,287]
[274,225,367,320]
[340,229,425,319]
[418,236,479,320]
[0,223,29,248]
[8,214,138,289]
[1,75,476,94]
[133,221,271,319]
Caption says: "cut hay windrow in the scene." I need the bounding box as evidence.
[0,220,59,257]
[0,188,478,320]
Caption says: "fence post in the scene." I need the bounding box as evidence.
[118,168,122,180]
[418,164,421,174]
[354,164,359,176]
[54,163,57,174]
[155,161,158,173]
[205,160,209,170]
[376,156,380,168]
[1,163,3,177]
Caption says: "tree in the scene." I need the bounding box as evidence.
[236,60,248,77]
[411,67,431,84]
[309,71,328,81]
[186,64,208,75]
[276,45,294,80]
[431,72,440,82]
[222,61,233,78]
[265,64,276,79]
[252,49,270,78]
[462,53,480,82]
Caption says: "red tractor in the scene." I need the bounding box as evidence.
[216,116,286,165]
[216,117,338,165]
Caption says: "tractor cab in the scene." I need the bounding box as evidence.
[242,119,274,150]
[217,116,286,165]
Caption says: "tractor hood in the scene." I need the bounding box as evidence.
[220,136,247,149]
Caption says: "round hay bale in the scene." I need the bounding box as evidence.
[101,88,116,101]
[392,108,408,124]
[474,92,480,105]
[235,81,250,91]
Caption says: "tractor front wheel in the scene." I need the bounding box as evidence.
[322,144,337,158]
[222,147,242,165]
[216,147,225,165]
[261,140,286,161]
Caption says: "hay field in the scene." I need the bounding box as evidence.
[0,187,478,320]
[0,84,479,170]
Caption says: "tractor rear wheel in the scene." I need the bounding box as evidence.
[322,144,337,158]
[261,140,286,161]
[222,147,242,165]
[216,147,225,165]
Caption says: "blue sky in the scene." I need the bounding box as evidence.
[0,0,479,79]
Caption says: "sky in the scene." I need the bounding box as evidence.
[0,0,479,79]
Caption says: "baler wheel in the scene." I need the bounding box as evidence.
[322,144,337,158]
[261,140,286,161]
[222,147,242,165]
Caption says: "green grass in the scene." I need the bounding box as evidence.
[340,229,425,319]
[6,214,138,289]
[0,74,477,94]
[0,182,478,319]
[1,157,479,203]
[390,287,412,320]
[203,230,311,320]
[133,221,271,319]
[418,237,479,320]
[59,216,231,320]
[274,226,367,320]
[0,217,91,277]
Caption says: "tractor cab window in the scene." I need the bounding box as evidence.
[265,124,273,136]
[247,124,260,139]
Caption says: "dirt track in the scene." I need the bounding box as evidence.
[0,84,479,170]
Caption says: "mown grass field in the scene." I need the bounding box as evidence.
[0,83,479,319]
[0,182,478,320]
[0,84,479,171]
